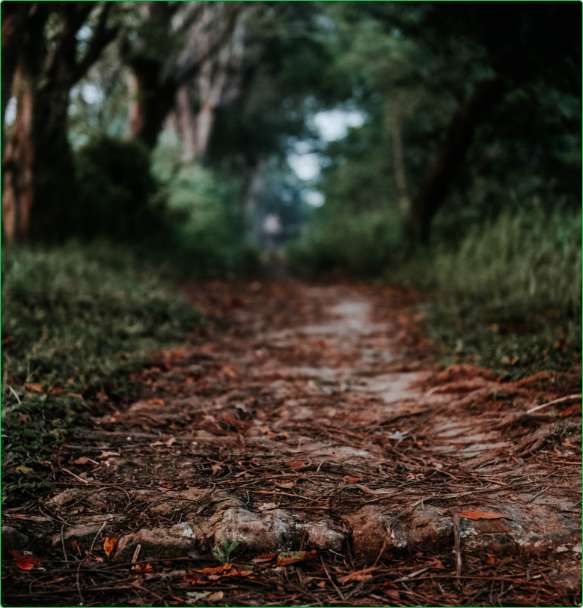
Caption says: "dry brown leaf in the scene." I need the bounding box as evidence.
[287,460,309,470]
[208,591,224,601]
[24,383,44,393]
[339,567,377,584]
[276,550,318,566]
[457,510,505,521]
[103,536,118,557]
[195,563,232,575]
[275,481,295,489]
[71,456,93,465]
[252,553,276,564]
[11,550,40,571]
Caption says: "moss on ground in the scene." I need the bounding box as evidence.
[2,242,202,502]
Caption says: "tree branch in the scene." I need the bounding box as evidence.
[174,6,244,87]
[72,3,118,85]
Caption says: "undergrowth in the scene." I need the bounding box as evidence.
[396,208,581,377]
[2,242,201,502]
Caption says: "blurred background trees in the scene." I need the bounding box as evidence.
[2,1,580,279]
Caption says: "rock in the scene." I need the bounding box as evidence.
[406,505,452,547]
[344,505,396,560]
[115,522,199,560]
[296,519,346,551]
[345,504,452,561]
[210,508,294,554]
[51,514,119,546]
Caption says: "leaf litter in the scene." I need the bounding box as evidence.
[3,282,580,605]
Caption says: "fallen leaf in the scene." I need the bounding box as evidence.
[252,552,276,564]
[208,591,224,601]
[71,456,94,465]
[343,475,362,484]
[98,451,120,459]
[15,465,33,475]
[457,510,506,521]
[193,563,252,578]
[211,463,223,476]
[339,566,377,584]
[287,460,309,470]
[275,481,295,489]
[103,536,118,557]
[196,563,232,575]
[24,383,43,393]
[11,550,40,571]
[276,550,318,566]
[131,563,153,573]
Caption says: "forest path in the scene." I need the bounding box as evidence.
[5,282,581,605]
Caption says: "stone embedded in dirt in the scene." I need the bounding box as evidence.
[343,505,397,560]
[405,505,452,547]
[210,507,295,554]
[115,522,199,560]
[460,502,581,556]
[296,519,346,551]
[50,514,120,546]
[345,504,453,561]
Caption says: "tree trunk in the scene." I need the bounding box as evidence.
[389,100,411,216]
[175,85,197,163]
[3,66,35,243]
[1,4,29,121]
[408,77,507,244]
[127,64,176,151]
[2,4,116,243]
[3,65,76,244]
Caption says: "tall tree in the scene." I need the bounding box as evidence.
[123,2,244,153]
[2,2,117,243]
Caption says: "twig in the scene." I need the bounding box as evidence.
[89,520,108,554]
[320,556,344,602]
[526,394,581,415]
[453,513,462,581]
[62,468,89,485]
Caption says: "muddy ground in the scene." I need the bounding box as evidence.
[3,282,581,606]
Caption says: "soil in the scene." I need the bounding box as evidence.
[3,282,581,606]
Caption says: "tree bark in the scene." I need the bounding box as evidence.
[389,100,411,217]
[127,63,177,150]
[407,77,507,244]
[175,85,198,163]
[2,3,117,244]
[1,4,30,121]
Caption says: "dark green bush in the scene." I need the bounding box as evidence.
[75,136,174,244]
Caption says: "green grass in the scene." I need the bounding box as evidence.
[395,207,581,378]
[2,242,201,501]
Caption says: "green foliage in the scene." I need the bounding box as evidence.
[153,140,259,277]
[396,207,581,376]
[289,209,401,277]
[3,243,201,500]
[212,540,240,563]
[75,136,174,245]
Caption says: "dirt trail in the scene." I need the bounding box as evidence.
[4,283,581,605]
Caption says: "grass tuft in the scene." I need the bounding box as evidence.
[2,242,201,501]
